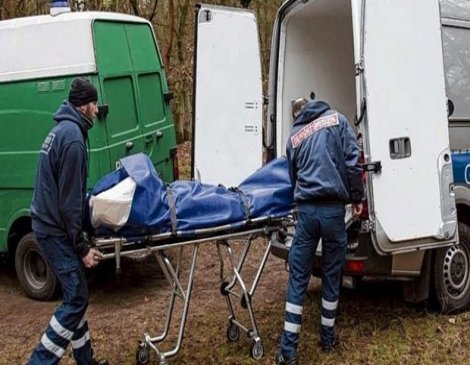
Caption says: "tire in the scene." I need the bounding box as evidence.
[227,323,240,342]
[135,342,150,365]
[15,233,59,301]
[433,222,470,313]
[250,341,264,360]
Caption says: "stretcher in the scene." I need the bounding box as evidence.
[86,154,295,364]
[92,214,294,365]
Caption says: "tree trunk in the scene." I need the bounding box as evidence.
[164,0,175,68]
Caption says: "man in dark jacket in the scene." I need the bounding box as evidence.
[276,99,364,365]
[28,78,107,365]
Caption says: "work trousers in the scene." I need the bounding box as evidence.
[279,203,347,358]
[28,234,92,365]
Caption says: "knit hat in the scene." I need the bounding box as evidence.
[68,78,98,107]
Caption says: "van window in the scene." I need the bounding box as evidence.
[442,25,470,120]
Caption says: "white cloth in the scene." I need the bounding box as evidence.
[89,177,137,231]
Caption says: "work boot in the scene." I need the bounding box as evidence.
[92,359,109,365]
[320,337,340,353]
[275,350,298,365]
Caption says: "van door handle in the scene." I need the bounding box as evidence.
[156,131,163,140]
[164,91,174,102]
[126,141,134,150]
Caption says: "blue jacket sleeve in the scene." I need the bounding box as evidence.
[340,116,364,203]
[58,141,90,258]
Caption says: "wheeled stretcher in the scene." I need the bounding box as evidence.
[86,154,295,364]
[92,214,294,365]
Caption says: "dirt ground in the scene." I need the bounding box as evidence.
[2,242,470,365]
[0,242,288,365]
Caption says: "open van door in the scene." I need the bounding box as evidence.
[352,0,457,253]
[193,4,263,187]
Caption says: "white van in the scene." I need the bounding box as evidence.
[192,0,470,313]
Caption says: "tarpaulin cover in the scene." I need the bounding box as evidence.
[87,153,293,236]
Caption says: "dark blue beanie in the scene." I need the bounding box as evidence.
[68,78,98,107]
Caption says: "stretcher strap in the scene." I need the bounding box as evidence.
[230,187,251,220]
[166,186,178,234]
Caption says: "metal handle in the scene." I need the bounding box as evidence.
[126,141,134,150]
[156,131,164,140]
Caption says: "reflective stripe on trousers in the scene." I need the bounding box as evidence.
[279,203,346,358]
[28,235,92,365]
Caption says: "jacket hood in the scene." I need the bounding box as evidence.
[54,101,91,133]
[294,101,331,126]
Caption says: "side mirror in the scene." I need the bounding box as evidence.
[447,99,455,117]
[97,104,109,121]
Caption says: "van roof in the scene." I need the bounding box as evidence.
[440,0,470,23]
[0,12,151,83]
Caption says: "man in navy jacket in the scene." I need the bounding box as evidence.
[276,99,364,365]
[29,78,107,365]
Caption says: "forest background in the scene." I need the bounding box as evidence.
[0,0,283,142]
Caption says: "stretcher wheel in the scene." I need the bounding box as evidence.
[250,341,264,360]
[135,342,150,365]
[227,323,240,342]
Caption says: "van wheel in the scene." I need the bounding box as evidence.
[433,222,470,313]
[15,233,58,301]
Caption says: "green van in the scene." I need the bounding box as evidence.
[0,11,178,300]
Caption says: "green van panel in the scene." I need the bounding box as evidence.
[103,76,140,136]
[93,20,176,180]
[0,75,111,251]
[0,80,66,189]
[138,72,165,125]
[126,23,177,181]
[93,22,134,74]
[93,21,143,170]
[125,23,161,71]
[0,76,110,190]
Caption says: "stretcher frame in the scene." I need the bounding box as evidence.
[92,215,294,365]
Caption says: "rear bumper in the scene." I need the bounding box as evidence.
[270,231,394,278]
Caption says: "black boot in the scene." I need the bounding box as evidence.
[320,336,340,353]
[275,350,298,365]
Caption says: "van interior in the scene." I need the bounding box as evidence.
[277,0,356,153]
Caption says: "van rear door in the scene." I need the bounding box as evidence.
[353,0,457,253]
[93,21,145,170]
[193,4,263,187]
[126,23,177,182]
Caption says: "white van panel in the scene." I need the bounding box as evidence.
[0,12,149,83]
[0,19,95,82]
[193,5,263,187]
[363,0,452,242]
